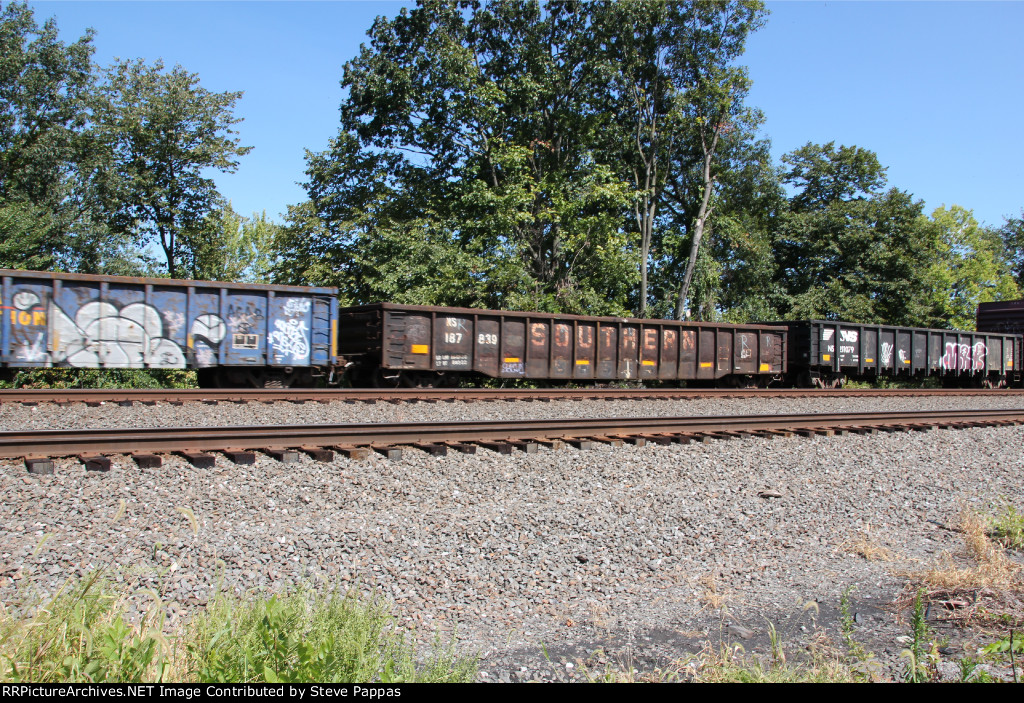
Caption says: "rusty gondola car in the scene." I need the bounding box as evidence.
[335,303,788,387]
[0,269,340,388]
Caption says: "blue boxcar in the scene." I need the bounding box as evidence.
[0,269,340,387]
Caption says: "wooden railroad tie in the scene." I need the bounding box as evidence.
[80,455,112,472]
[132,454,163,468]
[178,451,216,468]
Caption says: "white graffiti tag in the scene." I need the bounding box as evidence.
[282,297,311,317]
[739,335,752,359]
[880,342,893,365]
[941,342,987,371]
[50,301,187,368]
[16,332,47,362]
[268,319,309,362]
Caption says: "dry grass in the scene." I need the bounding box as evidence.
[838,523,894,562]
[679,642,862,683]
[898,508,1024,629]
[697,575,729,612]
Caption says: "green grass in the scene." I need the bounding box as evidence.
[0,577,476,683]
[189,589,476,683]
[0,576,173,682]
[988,502,1024,551]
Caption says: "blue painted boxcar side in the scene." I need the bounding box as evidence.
[0,270,339,386]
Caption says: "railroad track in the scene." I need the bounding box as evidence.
[6,408,1023,474]
[2,387,1024,405]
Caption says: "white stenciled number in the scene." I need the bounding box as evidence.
[444,332,463,343]
[477,333,498,345]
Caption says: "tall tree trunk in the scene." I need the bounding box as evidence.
[676,125,720,320]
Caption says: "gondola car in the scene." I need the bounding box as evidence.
[0,269,339,388]
[335,302,788,387]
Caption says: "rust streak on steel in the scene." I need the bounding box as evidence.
[2,409,1023,459]
[3,387,1024,405]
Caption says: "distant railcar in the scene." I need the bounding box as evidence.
[0,269,339,388]
[777,320,1021,388]
[977,299,1024,336]
[335,303,788,387]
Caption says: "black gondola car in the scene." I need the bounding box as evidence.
[777,320,1021,387]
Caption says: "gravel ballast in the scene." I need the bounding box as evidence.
[2,396,1023,681]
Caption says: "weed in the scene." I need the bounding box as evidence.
[987,502,1024,551]
[0,367,197,390]
[0,578,174,682]
[577,648,684,683]
[983,629,1021,683]
[901,588,937,683]
[187,588,475,683]
[682,642,860,683]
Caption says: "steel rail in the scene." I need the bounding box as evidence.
[2,387,1024,404]
[3,409,1023,459]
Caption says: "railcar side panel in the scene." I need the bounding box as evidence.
[780,319,1021,384]
[1,269,338,379]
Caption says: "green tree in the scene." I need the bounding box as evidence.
[592,0,767,318]
[772,142,943,326]
[928,205,1019,329]
[288,0,766,318]
[998,211,1024,289]
[191,203,281,283]
[95,59,251,279]
[0,1,133,273]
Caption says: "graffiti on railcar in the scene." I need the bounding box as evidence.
[267,297,313,363]
[739,334,752,360]
[228,301,265,350]
[2,287,238,368]
[940,341,987,371]
[881,342,894,366]
[268,318,310,361]
[282,297,311,316]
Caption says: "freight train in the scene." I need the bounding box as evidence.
[1,269,1020,389]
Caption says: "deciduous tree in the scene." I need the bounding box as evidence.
[0,1,124,272]
[95,59,251,279]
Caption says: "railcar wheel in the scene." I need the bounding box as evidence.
[371,368,402,388]
[400,371,449,388]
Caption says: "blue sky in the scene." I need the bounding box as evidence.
[26,0,1024,228]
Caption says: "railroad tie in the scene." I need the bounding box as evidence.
[334,445,371,461]
[178,451,216,468]
[80,455,112,472]
[373,446,404,461]
[414,443,448,457]
[24,457,53,474]
[476,441,513,455]
[264,448,300,463]
[300,446,335,462]
[505,440,539,454]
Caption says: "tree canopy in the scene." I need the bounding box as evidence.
[0,2,251,279]
[281,0,768,319]
[0,1,104,271]
[95,59,251,279]
[2,0,1022,336]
